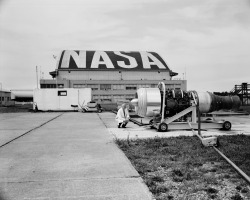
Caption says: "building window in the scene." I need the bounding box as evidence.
[137,84,150,88]
[100,84,111,90]
[87,84,99,90]
[113,85,125,90]
[58,91,67,96]
[73,84,85,88]
[92,95,99,102]
[125,94,135,101]
[113,95,125,103]
[100,95,112,102]
[126,86,137,90]
[58,84,64,88]
[41,84,56,88]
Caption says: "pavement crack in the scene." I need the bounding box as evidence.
[0,113,64,148]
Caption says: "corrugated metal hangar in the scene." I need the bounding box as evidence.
[40,50,187,104]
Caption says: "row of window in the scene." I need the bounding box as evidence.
[55,90,133,103]
[73,84,158,90]
[41,83,181,90]
[0,97,11,101]
[92,94,136,102]
[41,84,64,88]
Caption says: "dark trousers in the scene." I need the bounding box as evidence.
[118,122,128,128]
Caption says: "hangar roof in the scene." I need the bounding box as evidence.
[50,50,178,78]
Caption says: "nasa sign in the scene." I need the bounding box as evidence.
[58,50,170,71]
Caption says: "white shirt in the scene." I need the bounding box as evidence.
[115,107,130,124]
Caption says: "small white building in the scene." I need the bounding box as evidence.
[33,88,91,111]
[0,90,12,106]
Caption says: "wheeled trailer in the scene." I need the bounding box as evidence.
[149,82,232,132]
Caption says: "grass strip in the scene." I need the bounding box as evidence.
[116,135,250,200]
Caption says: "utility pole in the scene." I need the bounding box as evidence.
[185,67,187,80]
[36,66,38,89]
[56,69,58,88]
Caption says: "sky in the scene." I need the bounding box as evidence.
[0,0,249,92]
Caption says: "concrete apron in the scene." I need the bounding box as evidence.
[0,112,152,200]
[100,112,250,139]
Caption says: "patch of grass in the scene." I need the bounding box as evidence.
[116,135,250,200]
[150,184,169,195]
[217,135,250,176]
[231,193,243,200]
[203,174,219,185]
[205,187,218,194]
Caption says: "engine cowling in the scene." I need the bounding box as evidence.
[131,87,241,118]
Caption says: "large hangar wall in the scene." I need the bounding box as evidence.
[42,50,186,107]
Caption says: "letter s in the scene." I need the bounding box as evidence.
[114,51,138,68]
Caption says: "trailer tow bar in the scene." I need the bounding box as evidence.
[213,146,250,184]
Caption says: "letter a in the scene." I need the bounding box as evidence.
[140,52,166,69]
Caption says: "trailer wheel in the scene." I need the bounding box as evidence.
[158,123,168,132]
[223,121,231,130]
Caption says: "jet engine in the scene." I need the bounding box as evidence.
[131,82,241,131]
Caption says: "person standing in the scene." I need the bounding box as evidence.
[115,103,130,128]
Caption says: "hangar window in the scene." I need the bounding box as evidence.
[58,91,67,96]
[100,84,111,90]
[125,94,135,101]
[165,84,174,89]
[113,85,125,90]
[125,85,137,90]
[41,84,56,88]
[137,84,150,88]
[87,84,99,90]
[100,95,111,102]
[113,95,124,103]
[73,84,85,88]
[92,95,99,102]
[58,84,64,88]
